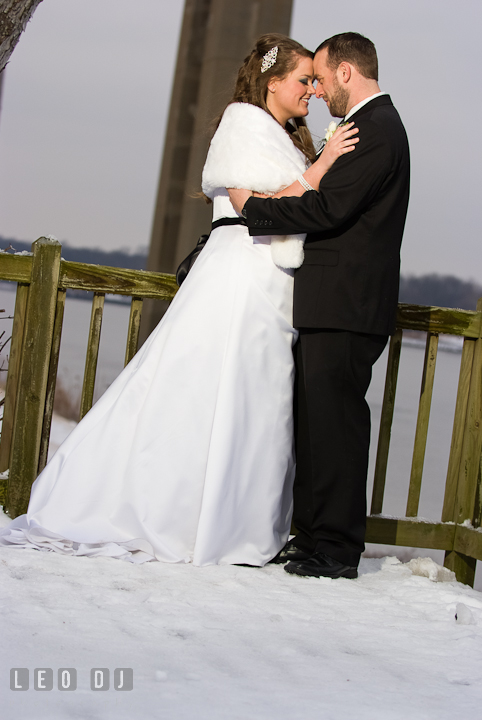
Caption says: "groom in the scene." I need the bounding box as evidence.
[229,32,410,578]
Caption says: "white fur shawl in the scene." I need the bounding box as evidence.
[201,102,308,269]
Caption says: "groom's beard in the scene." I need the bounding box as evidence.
[326,78,349,118]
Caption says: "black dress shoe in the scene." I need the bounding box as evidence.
[284,551,358,579]
[269,540,313,564]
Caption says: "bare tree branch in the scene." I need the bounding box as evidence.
[0,334,11,354]
[0,0,44,73]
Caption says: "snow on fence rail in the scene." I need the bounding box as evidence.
[0,237,480,586]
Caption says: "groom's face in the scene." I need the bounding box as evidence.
[313,49,349,118]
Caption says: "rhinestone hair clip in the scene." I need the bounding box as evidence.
[261,45,278,73]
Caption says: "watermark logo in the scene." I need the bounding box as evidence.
[91,668,110,691]
[90,668,133,691]
[34,668,53,691]
[10,668,132,691]
[59,668,77,691]
[114,668,133,691]
[10,668,28,691]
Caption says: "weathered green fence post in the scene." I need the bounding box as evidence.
[79,292,105,420]
[0,283,29,472]
[124,297,143,366]
[444,297,482,584]
[406,332,439,516]
[371,328,403,514]
[38,288,67,474]
[5,237,62,518]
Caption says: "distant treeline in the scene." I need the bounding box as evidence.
[399,275,482,311]
[0,237,148,271]
[1,236,481,310]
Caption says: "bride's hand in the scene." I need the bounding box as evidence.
[227,188,269,214]
[286,122,358,194]
[229,125,360,208]
[228,188,252,214]
[318,122,359,169]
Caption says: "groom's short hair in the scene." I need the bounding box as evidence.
[315,32,378,81]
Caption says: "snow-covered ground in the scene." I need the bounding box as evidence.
[1,384,482,717]
[1,515,481,719]
[47,412,78,459]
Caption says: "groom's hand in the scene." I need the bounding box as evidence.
[227,188,253,215]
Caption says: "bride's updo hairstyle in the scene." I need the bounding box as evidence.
[224,33,317,163]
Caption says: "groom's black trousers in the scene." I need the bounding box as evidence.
[292,328,388,567]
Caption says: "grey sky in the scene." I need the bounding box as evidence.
[0,0,480,280]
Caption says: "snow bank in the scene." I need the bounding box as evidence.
[1,540,481,719]
[1,415,481,717]
[406,556,456,582]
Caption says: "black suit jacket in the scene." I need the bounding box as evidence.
[244,95,410,335]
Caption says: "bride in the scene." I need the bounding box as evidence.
[0,34,357,566]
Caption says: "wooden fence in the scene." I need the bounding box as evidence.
[0,237,481,586]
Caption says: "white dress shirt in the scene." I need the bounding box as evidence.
[343,91,388,122]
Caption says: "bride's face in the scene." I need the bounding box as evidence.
[266,56,315,126]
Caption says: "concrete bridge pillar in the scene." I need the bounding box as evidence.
[141,0,293,338]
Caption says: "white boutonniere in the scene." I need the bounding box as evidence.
[323,121,338,144]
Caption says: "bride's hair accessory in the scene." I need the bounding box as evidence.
[297,174,315,192]
[261,46,278,73]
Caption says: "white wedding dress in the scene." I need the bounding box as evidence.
[0,103,307,566]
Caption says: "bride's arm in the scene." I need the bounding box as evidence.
[228,123,359,212]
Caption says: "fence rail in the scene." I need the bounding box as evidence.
[0,238,481,586]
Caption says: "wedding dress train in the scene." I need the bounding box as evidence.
[0,191,298,565]
[0,102,309,566]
